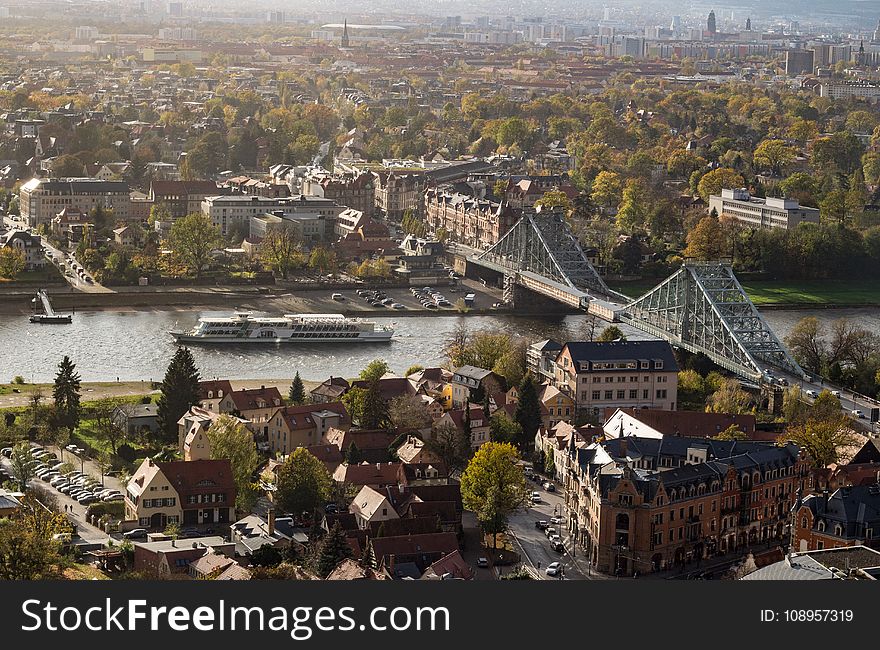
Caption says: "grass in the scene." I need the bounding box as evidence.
[610,277,880,307]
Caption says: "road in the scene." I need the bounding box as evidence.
[506,478,601,580]
[2,215,110,293]
[1,444,123,546]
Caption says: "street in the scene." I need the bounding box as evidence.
[506,479,601,580]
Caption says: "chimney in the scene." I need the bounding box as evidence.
[268,508,275,536]
[261,385,265,390]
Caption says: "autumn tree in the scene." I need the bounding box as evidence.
[783,408,857,469]
[0,247,25,279]
[206,414,261,512]
[275,448,332,518]
[388,394,432,432]
[684,215,732,260]
[426,422,472,472]
[752,139,795,176]
[696,168,745,202]
[460,442,529,549]
[261,224,302,278]
[168,213,221,279]
[784,316,826,373]
[705,378,753,414]
[597,325,627,342]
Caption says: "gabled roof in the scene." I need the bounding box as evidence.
[226,386,283,412]
[334,462,401,487]
[154,459,236,497]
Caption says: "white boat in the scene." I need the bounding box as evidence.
[170,312,393,344]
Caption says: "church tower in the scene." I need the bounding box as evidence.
[341,19,350,48]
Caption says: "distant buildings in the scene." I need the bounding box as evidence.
[200,195,342,237]
[424,187,517,250]
[1,230,45,270]
[785,49,814,76]
[19,178,131,229]
[818,80,880,102]
[708,188,820,230]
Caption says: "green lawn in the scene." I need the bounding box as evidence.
[610,278,880,307]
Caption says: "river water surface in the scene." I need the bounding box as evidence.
[1,307,877,383]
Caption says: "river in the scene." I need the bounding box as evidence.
[1,307,877,383]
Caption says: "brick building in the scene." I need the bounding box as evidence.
[565,435,807,576]
[423,187,518,250]
[794,484,880,553]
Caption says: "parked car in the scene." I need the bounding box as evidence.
[545,527,558,539]
[535,520,549,530]
[331,293,344,301]
[852,409,865,419]
[477,557,489,568]
[550,516,564,525]
[831,390,841,397]
[550,540,565,552]
[804,389,818,399]
[545,562,562,576]
[123,529,148,540]
[543,482,555,492]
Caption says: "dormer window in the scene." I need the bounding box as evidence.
[655,361,663,369]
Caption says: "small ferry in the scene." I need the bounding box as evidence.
[170,312,393,344]
[29,289,72,324]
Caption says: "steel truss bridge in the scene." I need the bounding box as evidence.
[467,211,804,382]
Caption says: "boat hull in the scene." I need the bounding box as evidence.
[169,331,393,344]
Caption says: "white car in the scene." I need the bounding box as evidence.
[804,390,818,399]
[831,390,841,398]
[545,562,562,577]
[852,409,865,419]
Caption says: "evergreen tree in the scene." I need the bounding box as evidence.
[316,522,354,577]
[345,441,363,464]
[288,372,306,405]
[156,347,200,444]
[513,374,542,451]
[52,355,81,430]
[360,378,389,429]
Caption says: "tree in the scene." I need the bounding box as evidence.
[426,422,472,472]
[388,394,431,432]
[359,359,390,383]
[288,372,306,405]
[597,325,627,342]
[445,321,471,368]
[92,398,126,454]
[0,247,25,279]
[714,424,747,441]
[819,190,847,226]
[168,213,221,279]
[261,224,302,278]
[785,317,826,373]
[489,412,522,444]
[275,448,332,517]
[52,355,81,430]
[460,442,529,549]
[696,168,745,202]
[752,139,795,176]
[359,379,389,430]
[316,522,354,578]
[149,202,172,226]
[705,379,752,414]
[308,247,336,274]
[206,415,261,512]
[615,179,648,233]
[0,515,64,580]
[51,154,86,177]
[345,442,363,464]
[783,410,858,469]
[156,347,201,444]
[405,365,424,377]
[513,375,542,451]
[684,215,732,260]
[492,341,528,390]
[534,189,572,213]
[590,171,622,210]
[9,441,35,490]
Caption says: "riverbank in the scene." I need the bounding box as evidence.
[609,278,880,309]
[0,378,321,410]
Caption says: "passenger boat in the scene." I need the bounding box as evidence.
[170,312,393,344]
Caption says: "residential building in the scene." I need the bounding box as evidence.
[424,187,518,250]
[19,177,131,229]
[267,402,350,454]
[177,406,247,461]
[794,484,880,553]
[201,195,341,237]
[1,230,45,270]
[125,458,236,530]
[196,380,234,411]
[554,340,679,416]
[249,211,331,245]
[819,81,880,102]
[565,436,807,576]
[133,536,234,576]
[310,376,350,403]
[434,406,492,449]
[451,366,505,409]
[374,171,424,220]
[218,386,283,434]
[740,546,880,580]
[785,49,814,76]
[148,180,220,220]
[527,339,563,384]
[112,403,160,437]
[302,169,375,215]
[333,462,402,490]
[230,511,308,557]
[349,485,400,529]
[50,207,92,245]
[708,188,820,230]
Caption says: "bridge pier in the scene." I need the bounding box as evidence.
[507,283,579,314]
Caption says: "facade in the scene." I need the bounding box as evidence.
[565,436,807,576]
[1,230,45,270]
[424,187,518,250]
[201,195,342,237]
[111,403,159,437]
[785,49,814,76]
[450,366,505,409]
[603,408,757,440]
[794,484,880,553]
[19,177,131,229]
[374,171,424,220]
[708,188,820,230]
[218,386,283,434]
[267,402,350,455]
[133,536,234,576]
[819,81,880,102]
[148,180,220,220]
[302,169,374,215]
[527,339,563,384]
[554,341,679,416]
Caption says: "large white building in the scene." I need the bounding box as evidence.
[201,195,342,237]
[19,178,132,229]
[708,188,820,230]
[819,81,880,102]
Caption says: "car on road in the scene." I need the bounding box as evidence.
[545,562,562,577]
[543,482,555,492]
[831,390,841,398]
[331,293,344,301]
[550,516,564,525]
[391,303,405,310]
[477,557,489,568]
[123,529,148,540]
[535,520,549,530]
[550,540,565,552]
[804,390,818,399]
[852,409,865,419]
[545,527,557,539]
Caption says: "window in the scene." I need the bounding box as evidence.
[628,389,637,399]
[604,391,613,400]
[619,494,633,506]
[653,531,663,546]
[592,391,600,400]
[592,376,601,383]
[616,390,625,399]
[656,389,667,399]
[617,376,625,383]
[656,361,663,369]
[642,390,649,399]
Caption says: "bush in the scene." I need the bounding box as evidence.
[116,444,137,463]
[86,501,124,521]
[12,376,24,384]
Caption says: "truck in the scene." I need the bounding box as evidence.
[464,293,475,307]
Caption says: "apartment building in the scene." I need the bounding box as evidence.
[148,180,220,219]
[794,484,880,553]
[819,81,880,102]
[565,436,807,575]
[424,187,518,250]
[373,171,424,220]
[1,230,46,270]
[266,402,351,455]
[708,188,820,230]
[302,169,375,215]
[201,195,342,236]
[554,340,679,416]
[19,177,131,229]
[125,458,237,530]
